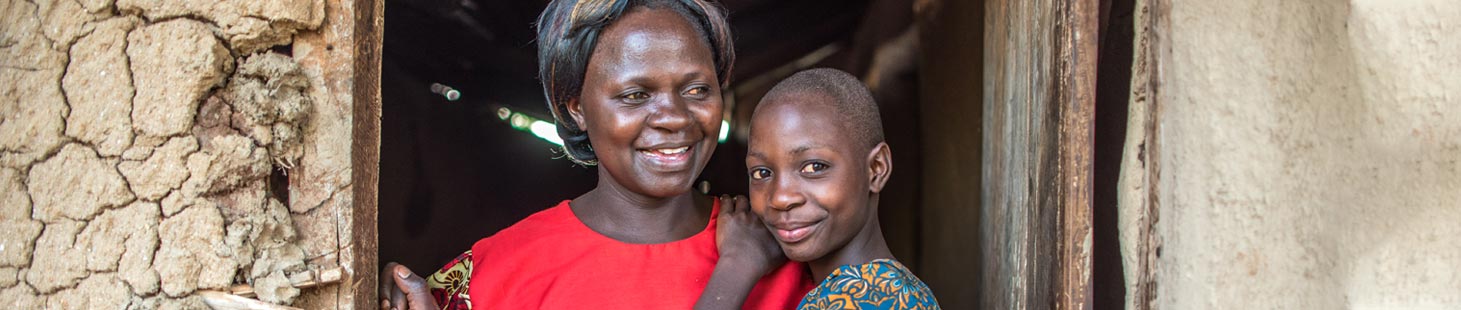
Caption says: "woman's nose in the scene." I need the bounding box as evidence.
[645,94,693,131]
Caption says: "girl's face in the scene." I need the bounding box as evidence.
[568,7,723,199]
[745,94,875,262]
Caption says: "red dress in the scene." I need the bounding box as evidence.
[458,200,812,309]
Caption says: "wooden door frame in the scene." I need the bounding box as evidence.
[349,0,384,308]
[982,0,1097,308]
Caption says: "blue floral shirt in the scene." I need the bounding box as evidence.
[798,259,941,310]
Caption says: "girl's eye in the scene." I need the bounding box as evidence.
[800,162,829,174]
[750,168,772,180]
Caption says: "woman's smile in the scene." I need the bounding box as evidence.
[637,144,694,170]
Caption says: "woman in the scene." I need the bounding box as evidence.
[380,0,812,309]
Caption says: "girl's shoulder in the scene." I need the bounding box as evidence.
[799,259,942,310]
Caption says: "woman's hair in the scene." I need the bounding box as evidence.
[536,0,735,165]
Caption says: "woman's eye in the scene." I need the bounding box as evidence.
[800,162,829,174]
[623,91,649,102]
[750,168,772,180]
[685,86,709,98]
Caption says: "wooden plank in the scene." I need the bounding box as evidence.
[981,0,1055,307]
[348,0,384,308]
[1056,0,1098,308]
[982,0,1097,308]
[1118,0,1165,309]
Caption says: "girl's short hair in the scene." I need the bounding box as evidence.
[536,0,735,165]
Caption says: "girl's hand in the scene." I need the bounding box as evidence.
[697,195,787,310]
[713,195,786,277]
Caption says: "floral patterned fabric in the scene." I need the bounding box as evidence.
[426,250,473,310]
[798,259,940,310]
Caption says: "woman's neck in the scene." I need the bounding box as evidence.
[809,210,895,282]
[570,168,710,244]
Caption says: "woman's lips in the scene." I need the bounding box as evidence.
[638,145,691,169]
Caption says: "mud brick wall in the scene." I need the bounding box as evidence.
[0,0,361,308]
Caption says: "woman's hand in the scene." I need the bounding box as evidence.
[714,195,786,276]
[696,195,787,310]
[379,262,439,310]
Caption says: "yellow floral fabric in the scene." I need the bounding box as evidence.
[425,250,473,310]
[797,259,940,310]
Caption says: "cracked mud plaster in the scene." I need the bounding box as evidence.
[46,272,137,309]
[28,143,135,223]
[127,18,232,139]
[27,220,88,293]
[64,16,142,157]
[0,168,43,268]
[224,52,314,168]
[39,0,116,52]
[3,0,338,306]
[76,201,162,295]
[121,136,199,201]
[155,204,235,297]
[228,198,308,304]
[116,0,325,54]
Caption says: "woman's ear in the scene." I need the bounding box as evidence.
[565,97,587,130]
[867,142,892,193]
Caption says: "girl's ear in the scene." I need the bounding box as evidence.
[867,142,892,193]
[565,97,587,130]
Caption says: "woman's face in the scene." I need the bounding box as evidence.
[568,7,723,199]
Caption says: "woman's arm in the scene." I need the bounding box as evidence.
[695,196,787,310]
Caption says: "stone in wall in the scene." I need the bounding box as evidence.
[120,136,200,201]
[127,18,232,140]
[28,144,135,222]
[224,52,314,168]
[155,204,235,297]
[65,16,142,157]
[117,0,325,54]
[26,220,88,293]
[76,201,162,295]
[0,168,43,268]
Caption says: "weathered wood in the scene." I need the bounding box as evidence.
[1056,0,1098,309]
[1118,0,1164,309]
[198,291,306,310]
[287,0,383,308]
[348,0,384,308]
[983,0,1097,308]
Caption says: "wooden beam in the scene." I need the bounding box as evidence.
[982,0,1097,308]
[349,0,384,308]
[1056,0,1098,308]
